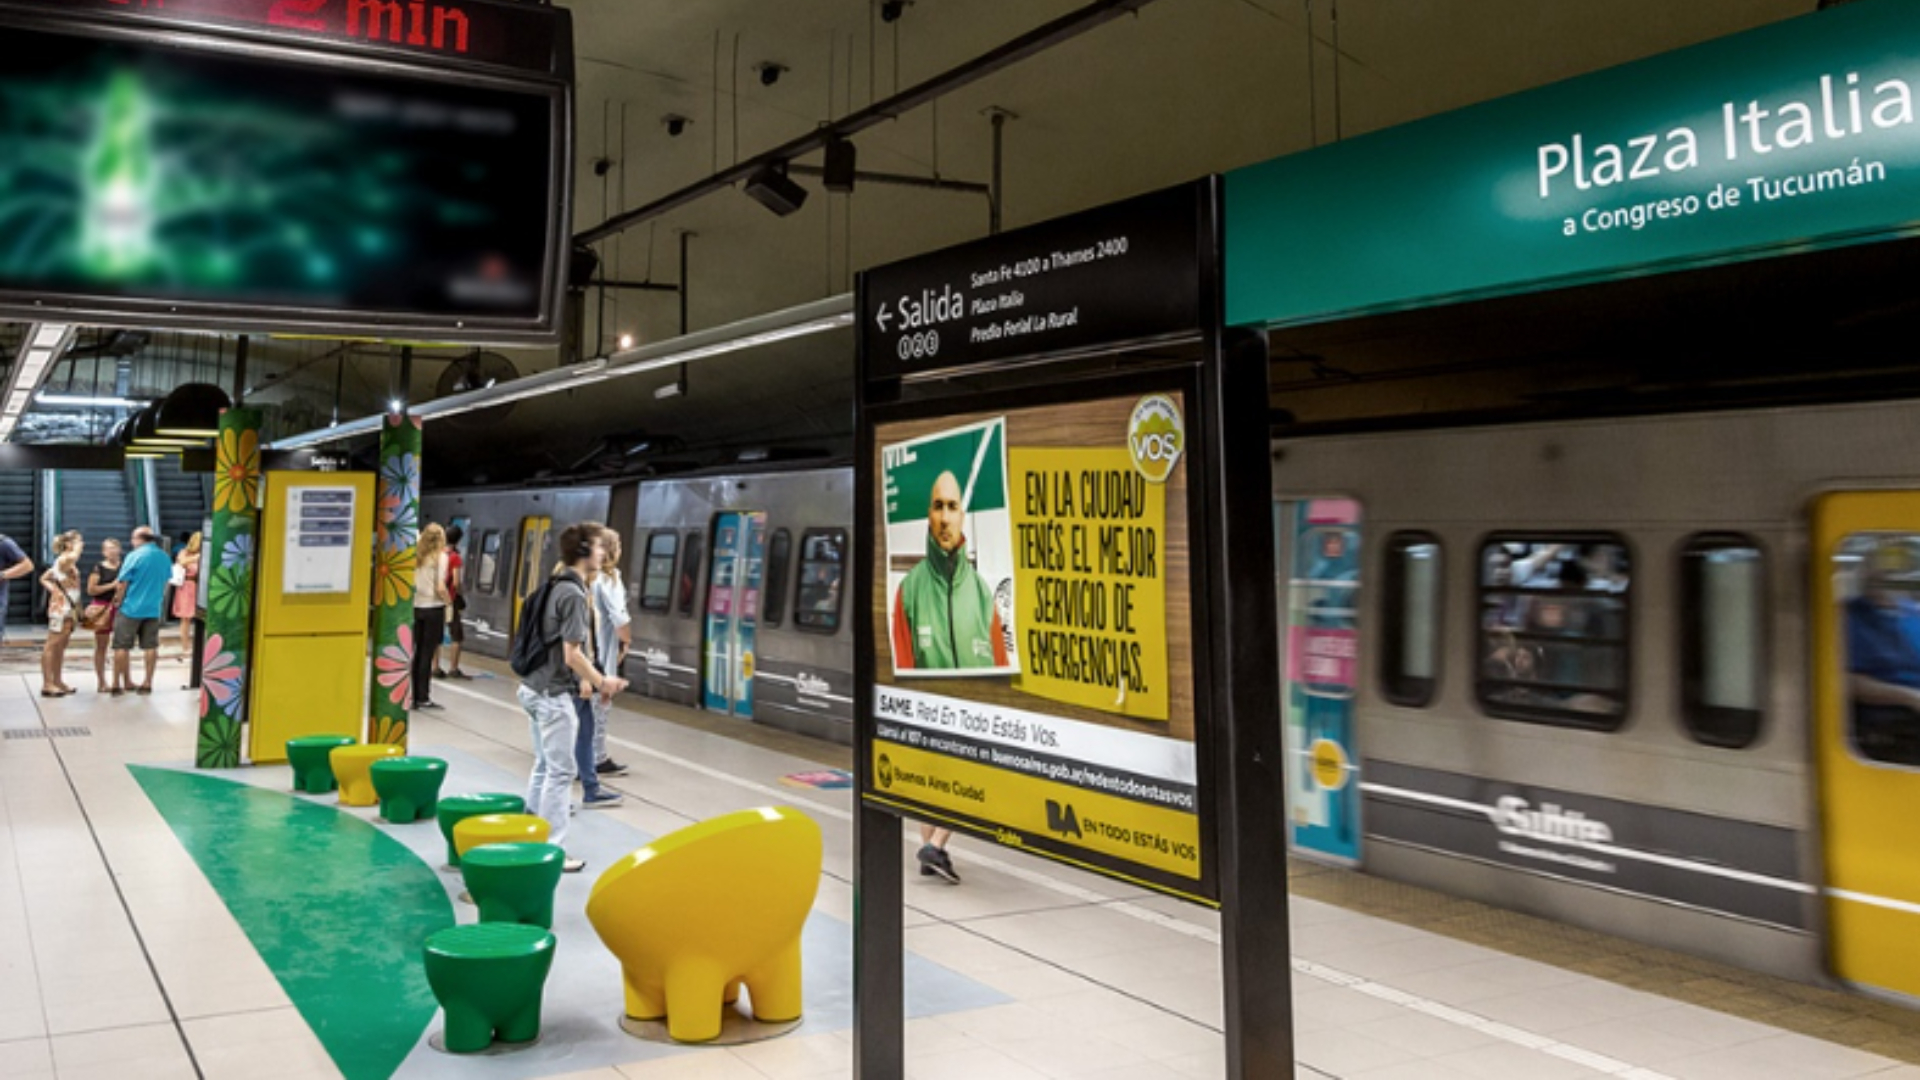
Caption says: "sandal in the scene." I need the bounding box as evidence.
[136,685,153,695]
[110,686,125,696]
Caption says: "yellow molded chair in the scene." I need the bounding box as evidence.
[453,813,551,857]
[330,744,404,807]
[586,806,821,1043]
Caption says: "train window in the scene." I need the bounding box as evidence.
[476,531,502,595]
[1381,532,1442,707]
[1679,535,1765,749]
[638,532,678,613]
[762,529,793,628]
[1476,535,1630,730]
[677,530,705,617]
[794,529,848,634]
[1835,533,1920,767]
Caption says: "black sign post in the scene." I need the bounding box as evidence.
[853,178,1291,1078]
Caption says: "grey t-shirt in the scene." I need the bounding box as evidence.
[527,574,594,698]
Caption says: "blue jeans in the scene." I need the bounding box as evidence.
[518,684,577,848]
[574,696,607,798]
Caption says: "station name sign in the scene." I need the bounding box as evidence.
[8,0,563,75]
[1226,0,1920,328]
[862,182,1208,381]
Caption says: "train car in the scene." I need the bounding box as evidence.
[421,484,613,658]
[1272,397,1920,1000]
[424,467,856,744]
[622,468,855,744]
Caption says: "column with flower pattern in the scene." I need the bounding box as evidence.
[194,408,262,769]
[369,414,422,747]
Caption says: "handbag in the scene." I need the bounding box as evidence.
[79,600,112,631]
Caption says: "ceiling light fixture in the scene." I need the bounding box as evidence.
[36,392,149,409]
[1,322,74,442]
[152,382,232,438]
[131,403,206,448]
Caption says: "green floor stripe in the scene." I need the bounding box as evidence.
[131,766,454,1080]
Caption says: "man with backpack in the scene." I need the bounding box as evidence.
[0,532,31,645]
[512,521,627,873]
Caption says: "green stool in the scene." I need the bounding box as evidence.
[437,794,526,869]
[461,842,565,928]
[369,756,448,823]
[422,923,556,1053]
[285,735,357,795]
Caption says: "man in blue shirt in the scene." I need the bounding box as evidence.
[0,533,30,645]
[113,526,172,694]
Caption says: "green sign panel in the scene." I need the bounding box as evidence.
[1226,0,1920,328]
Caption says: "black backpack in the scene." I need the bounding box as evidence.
[509,571,586,679]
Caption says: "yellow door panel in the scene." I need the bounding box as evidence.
[510,516,551,636]
[1811,491,1920,1001]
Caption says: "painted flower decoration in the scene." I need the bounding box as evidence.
[376,488,419,555]
[370,715,408,747]
[373,543,417,607]
[221,532,254,572]
[375,623,414,707]
[198,634,244,722]
[213,426,261,513]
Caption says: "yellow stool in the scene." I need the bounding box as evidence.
[453,813,551,858]
[585,806,821,1043]
[330,743,404,807]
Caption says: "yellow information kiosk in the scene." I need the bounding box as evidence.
[248,470,377,763]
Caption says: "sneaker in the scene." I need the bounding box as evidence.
[583,790,624,809]
[917,844,960,884]
[595,759,630,777]
[562,857,586,873]
[415,701,444,711]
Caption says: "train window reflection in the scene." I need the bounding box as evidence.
[639,531,677,613]
[795,529,848,634]
[762,529,793,628]
[1837,533,1920,767]
[1476,535,1630,730]
[1680,536,1765,749]
[1381,532,1441,707]
[476,531,501,595]
[677,531,705,618]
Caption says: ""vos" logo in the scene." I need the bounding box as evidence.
[1126,394,1185,484]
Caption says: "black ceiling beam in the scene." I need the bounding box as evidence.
[786,163,990,196]
[573,0,1157,246]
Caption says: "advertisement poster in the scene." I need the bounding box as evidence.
[870,392,1203,897]
[1282,498,1362,864]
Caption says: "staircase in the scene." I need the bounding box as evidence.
[154,456,212,547]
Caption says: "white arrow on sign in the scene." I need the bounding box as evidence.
[875,301,894,332]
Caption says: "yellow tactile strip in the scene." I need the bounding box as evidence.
[1287,858,1920,1064]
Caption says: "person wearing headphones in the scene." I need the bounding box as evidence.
[519,521,627,873]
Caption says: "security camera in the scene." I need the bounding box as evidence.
[754,62,788,87]
[591,157,614,177]
[662,114,690,137]
[880,0,910,22]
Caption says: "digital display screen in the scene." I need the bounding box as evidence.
[0,26,559,335]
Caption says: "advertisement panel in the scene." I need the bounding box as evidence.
[1281,499,1361,863]
[868,390,1207,900]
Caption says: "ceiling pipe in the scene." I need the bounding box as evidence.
[573,0,1157,246]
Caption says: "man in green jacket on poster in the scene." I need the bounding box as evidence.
[890,470,1009,673]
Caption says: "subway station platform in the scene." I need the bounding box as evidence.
[3,646,1919,1080]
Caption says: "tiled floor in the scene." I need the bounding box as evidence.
[1,655,1917,1079]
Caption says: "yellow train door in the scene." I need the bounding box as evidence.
[510,516,552,635]
[1812,492,1920,1001]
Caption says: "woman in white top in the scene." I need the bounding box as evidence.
[412,524,450,710]
[39,531,82,697]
